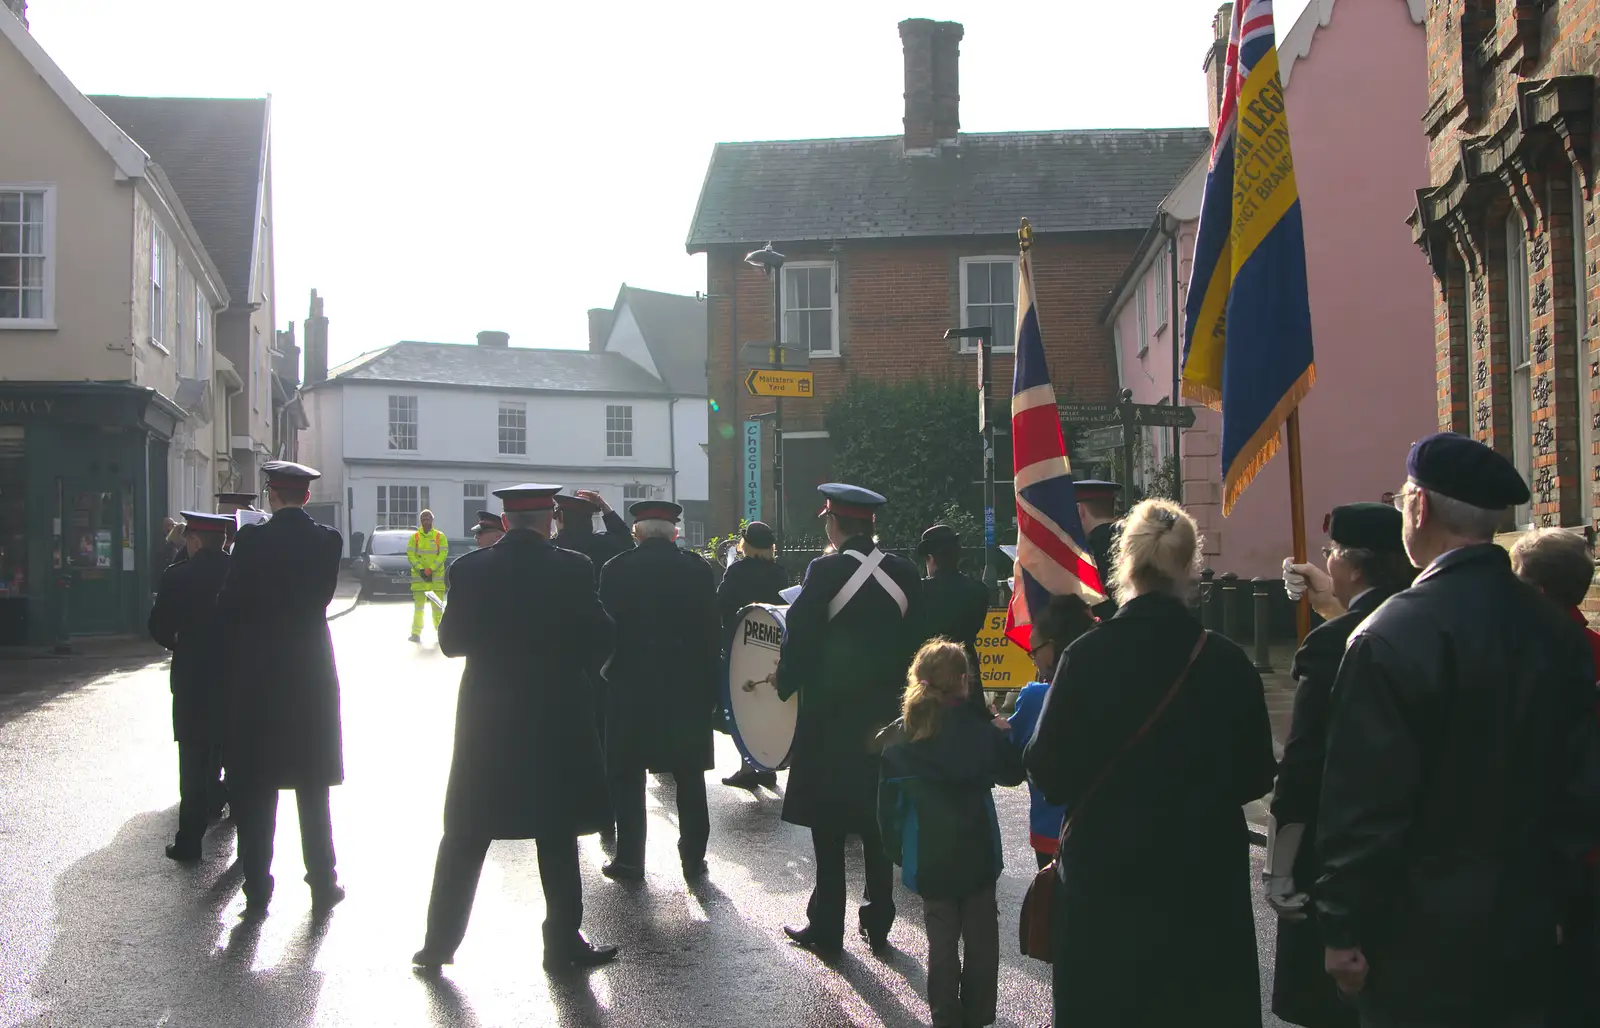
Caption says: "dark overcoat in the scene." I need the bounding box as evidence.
[1086,520,1120,619]
[147,547,231,742]
[1269,587,1393,1028]
[600,538,722,774]
[716,555,789,635]
[216,507,345,788]
[1025,592,1277,1028]
[919,567,989,712]
[437,530,614,839]
[1317,544,1600,1025]
[775,536,925,832]
[555,510,634,582]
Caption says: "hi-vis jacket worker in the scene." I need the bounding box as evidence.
[407,510,448,642]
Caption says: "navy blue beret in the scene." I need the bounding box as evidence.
[1406,433,1530,509]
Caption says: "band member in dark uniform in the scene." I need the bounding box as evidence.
[216,461,346,918]
[148,511,233,861]
[469,509,503,548]
[414,484,619,971]
[777,483,924,958]
[716,521,789,790]
[554,490,634,579]
[597,500,722,882]
[1266,503,1415,1028]
[915,523,990,713]
[1074,479,1122,617]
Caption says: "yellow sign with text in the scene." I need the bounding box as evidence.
[975,610,1039,691]
[745,369,815,397]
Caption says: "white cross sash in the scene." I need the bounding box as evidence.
[826,547,910,621]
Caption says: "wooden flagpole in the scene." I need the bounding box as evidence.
[1286,409,1310,643]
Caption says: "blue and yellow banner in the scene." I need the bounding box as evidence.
[1181,0,1315,515]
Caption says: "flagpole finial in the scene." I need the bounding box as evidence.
[1018,218,1033,253]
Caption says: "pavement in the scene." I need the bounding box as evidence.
[0,598,1297,1028]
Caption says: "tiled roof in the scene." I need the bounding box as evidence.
[617,286,707,395]
[686,129,1213,249]
[319,342,671,395]
[89,95,268,301]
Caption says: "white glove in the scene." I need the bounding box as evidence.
[1282,557,1308,600]
[1265,875,1310,920]
[1281,558,1345,619]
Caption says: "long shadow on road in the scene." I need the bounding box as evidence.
[10,808,326,1028]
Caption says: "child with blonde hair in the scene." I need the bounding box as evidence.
[879,639,1025,1028]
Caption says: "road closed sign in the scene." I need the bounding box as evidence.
[975,610,1039,691]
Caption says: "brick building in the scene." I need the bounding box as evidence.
[1410,1,1597,531]
[685,18,1208,538]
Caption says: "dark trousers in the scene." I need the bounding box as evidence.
[806,822,895,947]
[175,741,223,847]
[234,785,336,904]
[1034,850,1053,870]
[611,768,709,867]
[924,882,999,1028]
[422,833,582,957]
[1358,1014,1545,1028]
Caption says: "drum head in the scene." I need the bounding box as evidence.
[723,604,799,772]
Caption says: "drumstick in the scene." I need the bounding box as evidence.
[741,672,775,693]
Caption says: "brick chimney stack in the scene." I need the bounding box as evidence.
[4,1,27,29]
[303,289,329,385]
[476,330,510,348]
[899,18,963,152]
[1204,4,1234,136]
[587,308,614,352]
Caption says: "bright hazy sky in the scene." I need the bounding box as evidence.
[28,0,1317,368]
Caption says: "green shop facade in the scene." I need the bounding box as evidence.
[0,382,186,646]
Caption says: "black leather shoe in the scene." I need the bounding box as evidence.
[600,860,644,881]
[544,935,619,970]
[165,843,201,862]
[722,766,778,789]
[311,884,346,913]
[240,899,269,921]
[784,925,842,960]
[682,858,709,881]
[412,947,453,970]
[858,924,890,952]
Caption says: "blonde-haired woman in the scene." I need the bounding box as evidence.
[1024,498,1277,1027]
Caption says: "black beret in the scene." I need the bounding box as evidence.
[1327,503,1404,553]
[1406,432,1530,509]
[742,521,776,548]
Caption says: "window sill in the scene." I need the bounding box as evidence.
[808,351,842,359]
[149,339,171,355]
[959,346,1017,356]
[0,320,58,331]
[1136,347,1150,358]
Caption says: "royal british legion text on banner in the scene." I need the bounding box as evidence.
[1180,0,1316,516]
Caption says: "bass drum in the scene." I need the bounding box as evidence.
[723,603,799,772]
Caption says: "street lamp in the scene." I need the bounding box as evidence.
[745,243,787,544]
[944,325,999,604]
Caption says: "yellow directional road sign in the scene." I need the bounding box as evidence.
[744,369,815,398]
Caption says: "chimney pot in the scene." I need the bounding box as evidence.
[4,1,27,29]
[477,330,510,348]
[899,18,962,152]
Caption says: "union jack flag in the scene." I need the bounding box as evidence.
[1005,222,1105,649]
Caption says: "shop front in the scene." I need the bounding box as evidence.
[0,384,183,646]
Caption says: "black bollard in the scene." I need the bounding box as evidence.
[1195,567,1213,620]
[1220,572,1242,642]
[1251,578,1275,671]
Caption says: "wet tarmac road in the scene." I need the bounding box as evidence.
[0,601,1288,1027]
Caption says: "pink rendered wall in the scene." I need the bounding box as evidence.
[1176,0,1436,580]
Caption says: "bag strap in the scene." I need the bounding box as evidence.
[1059,630,1208,842]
